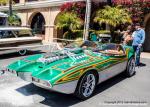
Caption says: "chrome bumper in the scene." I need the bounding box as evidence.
[32,76,78,94]
[17,72,32,82]
[3,68,32,82]
[2,69,78,94]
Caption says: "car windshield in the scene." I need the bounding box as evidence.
[38,41,125,64]
[79,41,125,56]
[0,30,16,38]
[0,29,34,39]
[38,42,84,64]
[98,43,125,56]
[45,41,125,56]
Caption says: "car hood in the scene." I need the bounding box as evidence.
[7,51,108,84]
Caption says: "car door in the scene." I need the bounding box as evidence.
[0,30,18,54]
[13,29,42,47]
[104,45,127,79]
[98,44,128,83]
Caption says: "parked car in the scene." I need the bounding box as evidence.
[98,34,111,43]
[90,33,111,43]
[0,27,42,55]
[4,41,135,100]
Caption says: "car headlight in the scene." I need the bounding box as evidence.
[32,77,52,88]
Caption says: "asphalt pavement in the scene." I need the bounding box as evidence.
[0,50,150,107]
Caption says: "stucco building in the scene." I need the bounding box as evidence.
[0,0,109,43]
[0,0,84,43]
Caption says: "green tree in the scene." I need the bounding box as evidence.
[94,6,132,42]
[0,0,8,4]
[8,14,20,26]
[56,12,83,39]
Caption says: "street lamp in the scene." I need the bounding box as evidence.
[83,0,91,41]
[9,0,12,16]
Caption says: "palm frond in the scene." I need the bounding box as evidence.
[94,6,132,27]
[56,12,83,31]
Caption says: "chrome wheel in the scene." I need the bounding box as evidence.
[75,71,97,100]
[19,50,27,55]
[125,57,136,77]
[82,74,96,97]
[128,58,135,76]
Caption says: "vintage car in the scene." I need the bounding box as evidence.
[4,41,135,99]
[0,27,42,55]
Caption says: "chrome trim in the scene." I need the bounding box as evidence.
[0,49,17,55]
[52,80,78,94]
[16,71,78,94]
[32,77,52,88]
[33,80,78,94]
[5,68,17,75]
[17,72,32,82]
[17,72,78,94]
[98,61,128,83]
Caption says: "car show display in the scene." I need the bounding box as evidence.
[4,41,135,99]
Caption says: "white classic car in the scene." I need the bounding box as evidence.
[0,27,42,55]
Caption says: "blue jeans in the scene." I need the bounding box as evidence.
[133,45,141,65]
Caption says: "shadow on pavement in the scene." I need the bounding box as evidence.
[139,63,146,67]
[94,73,126,95]
[0,50,45,60]
[16,72,128,107]
[16,83,81,107]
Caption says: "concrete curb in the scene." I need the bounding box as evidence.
[141,52,150,59]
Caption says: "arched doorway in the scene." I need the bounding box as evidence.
[30,12,45,35]
[53,13,67,39]
[144,18,150,52]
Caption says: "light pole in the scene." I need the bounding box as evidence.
[83,0,91,40]
[9,0,12,16]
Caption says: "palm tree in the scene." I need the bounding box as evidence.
[84,0,91,40]
[56,12,83,39]
[94,6,132,42]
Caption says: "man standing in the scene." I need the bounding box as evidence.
[132,23,145,66]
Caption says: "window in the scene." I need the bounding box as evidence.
[0,31,16,39]
[13,0,19,3]
[25,0,38,2]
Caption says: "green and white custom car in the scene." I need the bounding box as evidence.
[4,41,135,99]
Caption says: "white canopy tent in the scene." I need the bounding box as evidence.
[0,12,8,17]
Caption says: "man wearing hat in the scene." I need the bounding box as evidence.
[132,23,145,66]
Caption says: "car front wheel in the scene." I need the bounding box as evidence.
[75,71,97,100]
[125,57,136,77]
